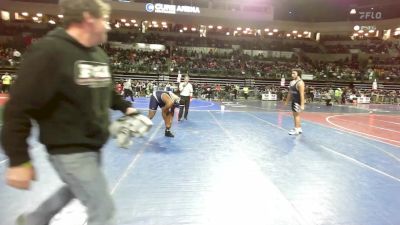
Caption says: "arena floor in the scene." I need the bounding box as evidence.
[1,98,400,225]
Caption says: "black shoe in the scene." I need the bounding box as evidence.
[184,117,188,120]
[165,130,175,137]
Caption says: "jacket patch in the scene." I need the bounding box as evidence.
[74,61,111,88]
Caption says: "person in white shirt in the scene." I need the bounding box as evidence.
[13,49,21,58]
[178,76,193,121]
[12,49,22,65]
[123,79,134,101]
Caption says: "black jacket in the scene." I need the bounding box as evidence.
[1,27,131,166]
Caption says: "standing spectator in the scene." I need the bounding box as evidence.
[1,72,12,93]
[205,86,212,101]
[334,88,342,104]
[234,84,239,100]
[123,79,134,101]
[215,84,221,101]
[341,87,347,104]
[115,81,123,95]
[13,49,21,64]
[243,86,249,100]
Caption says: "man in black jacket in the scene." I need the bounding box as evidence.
[1,0,138,224]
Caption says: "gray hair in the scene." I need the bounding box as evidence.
[59,0,110,27]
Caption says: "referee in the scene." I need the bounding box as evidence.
[178,75,193,121]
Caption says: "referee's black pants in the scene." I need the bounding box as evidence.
[178,96,190,120]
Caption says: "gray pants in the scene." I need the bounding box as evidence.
[24,152,115,225]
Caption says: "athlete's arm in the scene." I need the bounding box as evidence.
[298,81,305,110]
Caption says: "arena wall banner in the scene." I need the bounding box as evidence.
[232,45,241,50]
[109,42,165,51]
[301,74,314,80]
[349,49,361,54]
[280,51,293,59]
[243,50,293,59]
[262,93,278,101]
[109,42,133,50]
[248,50,270,58]
[357,96,371,104]
[179,46,233,55]
[271,51,281,58]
